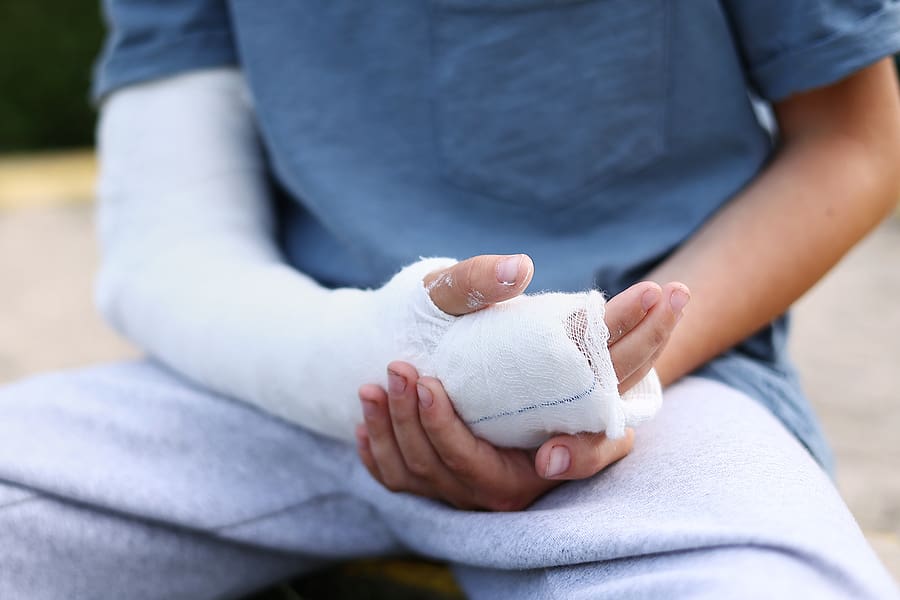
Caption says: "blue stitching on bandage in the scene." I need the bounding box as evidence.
[465,380,597,425]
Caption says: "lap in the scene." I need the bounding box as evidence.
[0,480,314,600]
[0,360,396,555]
[375,377,825,554]
[0,362,895,599]
[363,377,897,597]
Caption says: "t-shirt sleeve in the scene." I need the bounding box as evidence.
[92,0,237,102]
[722,0,900,101]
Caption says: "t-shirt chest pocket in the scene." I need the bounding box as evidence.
[429,0,668,209]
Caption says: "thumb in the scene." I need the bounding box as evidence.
[535,429,635,480]
[424,254,534,316]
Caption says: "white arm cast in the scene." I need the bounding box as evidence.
[96,68,431,439]
[97,68,661,448]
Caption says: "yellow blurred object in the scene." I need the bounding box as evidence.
[0,149,96,210]
[338,558,465,598]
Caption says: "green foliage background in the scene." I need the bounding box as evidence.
[0,1,105,152]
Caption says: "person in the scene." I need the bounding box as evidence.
[2,1,900,598]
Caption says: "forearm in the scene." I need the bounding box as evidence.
[650,61,900,386]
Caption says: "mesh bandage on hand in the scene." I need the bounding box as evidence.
[379,259,663,448]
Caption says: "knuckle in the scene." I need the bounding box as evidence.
[387,402,419,427]
[381,473,407,493]
[425,268,451,294]
[592,439,614,468]
[387,401,414,425]
[649,321,669,347]
[485,494,528,513]
[405,459,432,479]
[421,402,452,432]
[460,259,478,294]
[365,397,386,421]
[619,429,636,453]
[445,489,480,511]
[461,269,487,310]
[442,454,473,479]
[595,433,634,467]
[452,499,479,511]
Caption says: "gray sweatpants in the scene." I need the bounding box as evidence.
[0,361,896,599]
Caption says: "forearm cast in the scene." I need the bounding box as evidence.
[96,69,387,438]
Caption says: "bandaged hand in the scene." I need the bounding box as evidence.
[370,255,668,447]
[356,254,689,509]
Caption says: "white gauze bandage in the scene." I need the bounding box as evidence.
[383,260,662,447]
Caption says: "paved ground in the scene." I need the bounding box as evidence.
[1,151,897,587]
[791,213,900,580]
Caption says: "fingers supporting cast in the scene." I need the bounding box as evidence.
[535,429,636,480]
[610,282,690,392]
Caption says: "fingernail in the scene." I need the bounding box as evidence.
[388,370,406,395]
[417,383,433,409]
[496,255,522,286]
[670,288,690,320]
[545,446,571,478]
[641,288,661,312]
[361,399,377,419]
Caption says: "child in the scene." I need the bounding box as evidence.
[1,2,899,597]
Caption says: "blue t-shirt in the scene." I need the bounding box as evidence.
[94,0,900,473]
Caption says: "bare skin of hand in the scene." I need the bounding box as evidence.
[357,254,689,511]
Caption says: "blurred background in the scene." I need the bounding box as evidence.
[0,1,898,595]
[0,2,103,152]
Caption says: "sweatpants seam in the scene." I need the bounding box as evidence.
[0,496,40,511]
[0,478,41,509]
[212,492,352,532]
[0,479,304,557]
[535,541,870,597]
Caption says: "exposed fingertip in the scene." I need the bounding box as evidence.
[519,254,535,288]
[416,378,441,408]
[358,384,383,402]
[361,398,378,420]
[416,383,433,409]
[669,285,691,320]
[355,424,369,447]
[495,253,535,290]
[496,254,523,286]
[603,429,636,465]
[416,377,439,394]
[640,285,662,312]
[544,445,571,478]
[387,369,406,395]
[387,360,418,378]
[416,378,452,427]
